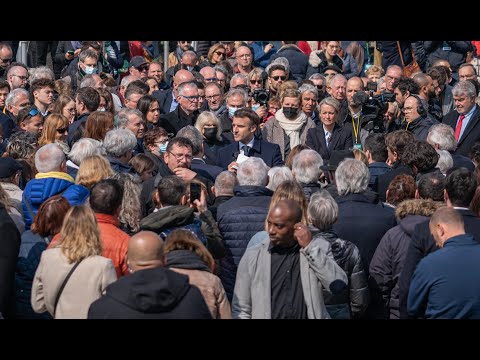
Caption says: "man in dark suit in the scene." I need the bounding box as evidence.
[398,168,480,318]
[216,108,283,170]
[152,69,194,115]
[442,80,480,157]
[158,81,199,136]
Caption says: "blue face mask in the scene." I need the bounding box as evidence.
[228,106,240,118]
[251,104,260,112]
[159,142,168,153]
[84,66,97,75]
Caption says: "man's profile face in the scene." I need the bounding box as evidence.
[267,208,295,247]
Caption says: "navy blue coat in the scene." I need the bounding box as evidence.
[217,185,272,300]
[0,112,15,139]
[269,44,309,82]
[216,138,283,169]
[191,158,223,181]
[152,88,174,115]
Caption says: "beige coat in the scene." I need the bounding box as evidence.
[31,248,117,319]
[171,268,231,319]
[262,116,316,160]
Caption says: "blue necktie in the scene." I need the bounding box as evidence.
[241,145,250,156]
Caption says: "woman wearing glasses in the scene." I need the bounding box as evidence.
[306,41,345,79]
[51,95,76,124]
[199,43,227,69]
[38,113,70,154]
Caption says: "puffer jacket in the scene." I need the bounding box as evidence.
[22,172,89,230]
[217,185,272,300]
[269,44,309,81]
[312,229,369,319]
[369,199,443,319]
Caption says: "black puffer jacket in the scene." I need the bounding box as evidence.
[312,229,369,319]
[369,199,442,319]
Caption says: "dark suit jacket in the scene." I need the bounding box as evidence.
[443,106,480,157]
[398,209,480,318]
[215,138,284,169]
[158,106,198,136]
[152,89,174,115]
[306,123,353,161]
[191,158,223,181]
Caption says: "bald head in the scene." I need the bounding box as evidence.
[200,66,216,80]
[272,199,302,224]
[429,207,465,248]
[127,231,165,273]
[174,70,195,87]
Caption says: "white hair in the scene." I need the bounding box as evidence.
[35,143,65,173]
[30,66,55,82]
[335,158,369,196]
[308,190,339,231]
[103,129,137,157]
[237,157,269,187]
[427,123,456,151]
[267,166,293,191]
[292,149,323,184]
[68,138,106,165]
[214,171,239,196]
[435,149,453,176]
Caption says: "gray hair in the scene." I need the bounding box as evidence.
[298,83,318,98]
[103,129,137,157]
[177,81,198,97]
[79,74,99,88]
[116,108,143,129]
[230,73,250,88]
[435,149,453,175]
[120,75,139,88]
[195,111,222,141]
[267,57,290,75]
[79,49,99,63]
[427,123,456,151]
[225,87,248,105]
[5,88,29,107]
[377,76,386,91]
[214,171,238,196]
[69,138,105,165]
[318,96,340,113]
[292,149,323,184]
[176,125,203,156]
[237,157,269,186]
[29,66,55,82]
[35,143,66,173]
[308,190,339,231]
[309,73,326,82]
[335,158,369,195]
[452,80,477,98]
[267,166,293,191]
[111,172,142,233]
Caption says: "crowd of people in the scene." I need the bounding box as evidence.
[1,40,480,319]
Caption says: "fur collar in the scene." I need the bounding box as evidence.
[395,199,444,220]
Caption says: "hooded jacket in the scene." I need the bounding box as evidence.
[369,199,443,319]
[87,267,212,319]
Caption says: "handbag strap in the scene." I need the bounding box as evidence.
[396,41,406,67]
[53,259,84,317]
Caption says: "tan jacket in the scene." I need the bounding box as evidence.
[171,268,231,319]
[31,247,117,319]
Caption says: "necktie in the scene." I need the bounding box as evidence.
[326,133,331,147]
[241,145,250,156]
[455,114,465,141]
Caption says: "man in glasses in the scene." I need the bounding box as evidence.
[266,64,287,98]
[152,69,195,115]
[234,46,254,75]
[4,88,30,135]
[6,63,29,91]
[158,81,200,136]
[0,42,13,80]
[309,73,327,102]
[129,56,149,80]
[168,41,194,69]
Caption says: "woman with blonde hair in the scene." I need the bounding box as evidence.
[76,155,114,189]
[31,205,117,319]
[38,113,70,154]
[195,111,227,165]
[164,229,231,319]
[248,180,309,248]
[200,43,227,68]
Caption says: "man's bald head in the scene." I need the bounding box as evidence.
[127,231,165,273]
[271,199,302,224]
[429,207,465,248]
[174,70,195,87]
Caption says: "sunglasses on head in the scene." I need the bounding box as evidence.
[26,108,39,118]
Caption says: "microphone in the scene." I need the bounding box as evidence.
[352,91,369,106]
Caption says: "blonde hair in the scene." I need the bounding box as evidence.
[277,80,298,100]
[365,65,385,78]
[76,155,114,189]
[38,113,69,147]
[266,180,308,228]
[353,148,369,167]
[195,111,222,141]
[57,206,102,263]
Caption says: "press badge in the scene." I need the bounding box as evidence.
[442,42,451,51]
[353,143,363,150]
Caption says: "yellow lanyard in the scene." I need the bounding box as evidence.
[405,120,411,131]
[352,115,361,143]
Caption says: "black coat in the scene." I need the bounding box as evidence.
[158,106,198,136]
[397,209,480,319]
[0,204,21,319]
[215,138,284,169]
[443,107,480,157]
[152,88,174,115]
[203,137,230,166]
[269,44,309,82]
[88,267,212,319]
[305,124,353,161]
[377,162,414,203]
[191,158,223,181]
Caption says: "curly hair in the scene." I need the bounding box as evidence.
[111,172,142,233]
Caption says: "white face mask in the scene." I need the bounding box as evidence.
[97,107,106,112]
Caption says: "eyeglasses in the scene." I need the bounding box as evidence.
[214,51,225,57]
[0,57,12,63]
[168,151,192,161]
[205,94,221,101]
[137,65,149,72]
[205,77,218,82]
[180,41,191,44]
[250,80,262,85]
[56,127,67,134]
[237,54,252,59]
[180,95,201,102]
[271,75,287,81]
[12,74,29,81]
[316,85,325,90]
[386,74,401,82]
